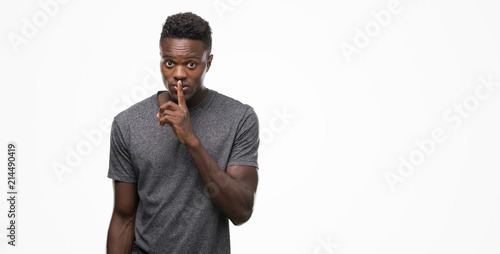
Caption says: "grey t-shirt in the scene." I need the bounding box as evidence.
[107,89,259,253]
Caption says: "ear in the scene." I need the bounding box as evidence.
[206,54,213,72]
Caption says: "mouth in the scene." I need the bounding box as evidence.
[171,83,188,91]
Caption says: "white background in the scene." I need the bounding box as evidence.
[1,0,500,253]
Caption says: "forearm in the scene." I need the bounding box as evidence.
[186,139,255,225]
[107,213,136,253]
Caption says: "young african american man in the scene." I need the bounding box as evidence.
[106,12,259,253]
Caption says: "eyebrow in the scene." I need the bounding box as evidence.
[162,54,201,59]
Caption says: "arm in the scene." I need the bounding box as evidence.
[107,180,138,253]
[187,140,258,225]
[157,81,258,225]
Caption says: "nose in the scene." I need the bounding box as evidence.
[173,65,187,81]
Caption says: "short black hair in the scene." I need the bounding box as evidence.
[160,12,212,54]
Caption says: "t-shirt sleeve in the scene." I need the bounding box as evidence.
[227,106,259,169]
[107,117,138,182]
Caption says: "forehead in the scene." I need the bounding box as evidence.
[160,38,207,57]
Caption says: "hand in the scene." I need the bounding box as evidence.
[156,80,198,146]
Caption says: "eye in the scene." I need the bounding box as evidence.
[187,62,196,68]
[165,60,174,67]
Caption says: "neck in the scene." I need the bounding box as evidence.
[186,86,208,108]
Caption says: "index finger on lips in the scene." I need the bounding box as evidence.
[177,80,186,108]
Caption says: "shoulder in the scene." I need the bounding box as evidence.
[210,90,257,117]
[208,90,259,135]
[114,93,158,124]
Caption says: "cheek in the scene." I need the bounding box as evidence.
[197,70,206,81]
[195,68,206,78]
[160,73,168,83]
[160,68,171,80]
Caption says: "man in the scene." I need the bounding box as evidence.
[106,12,259,253]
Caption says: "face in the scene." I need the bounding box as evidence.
[159,38,213,106]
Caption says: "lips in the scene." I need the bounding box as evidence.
[171,84,188,91]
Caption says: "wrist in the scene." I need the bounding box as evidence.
[185,135,201,150]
